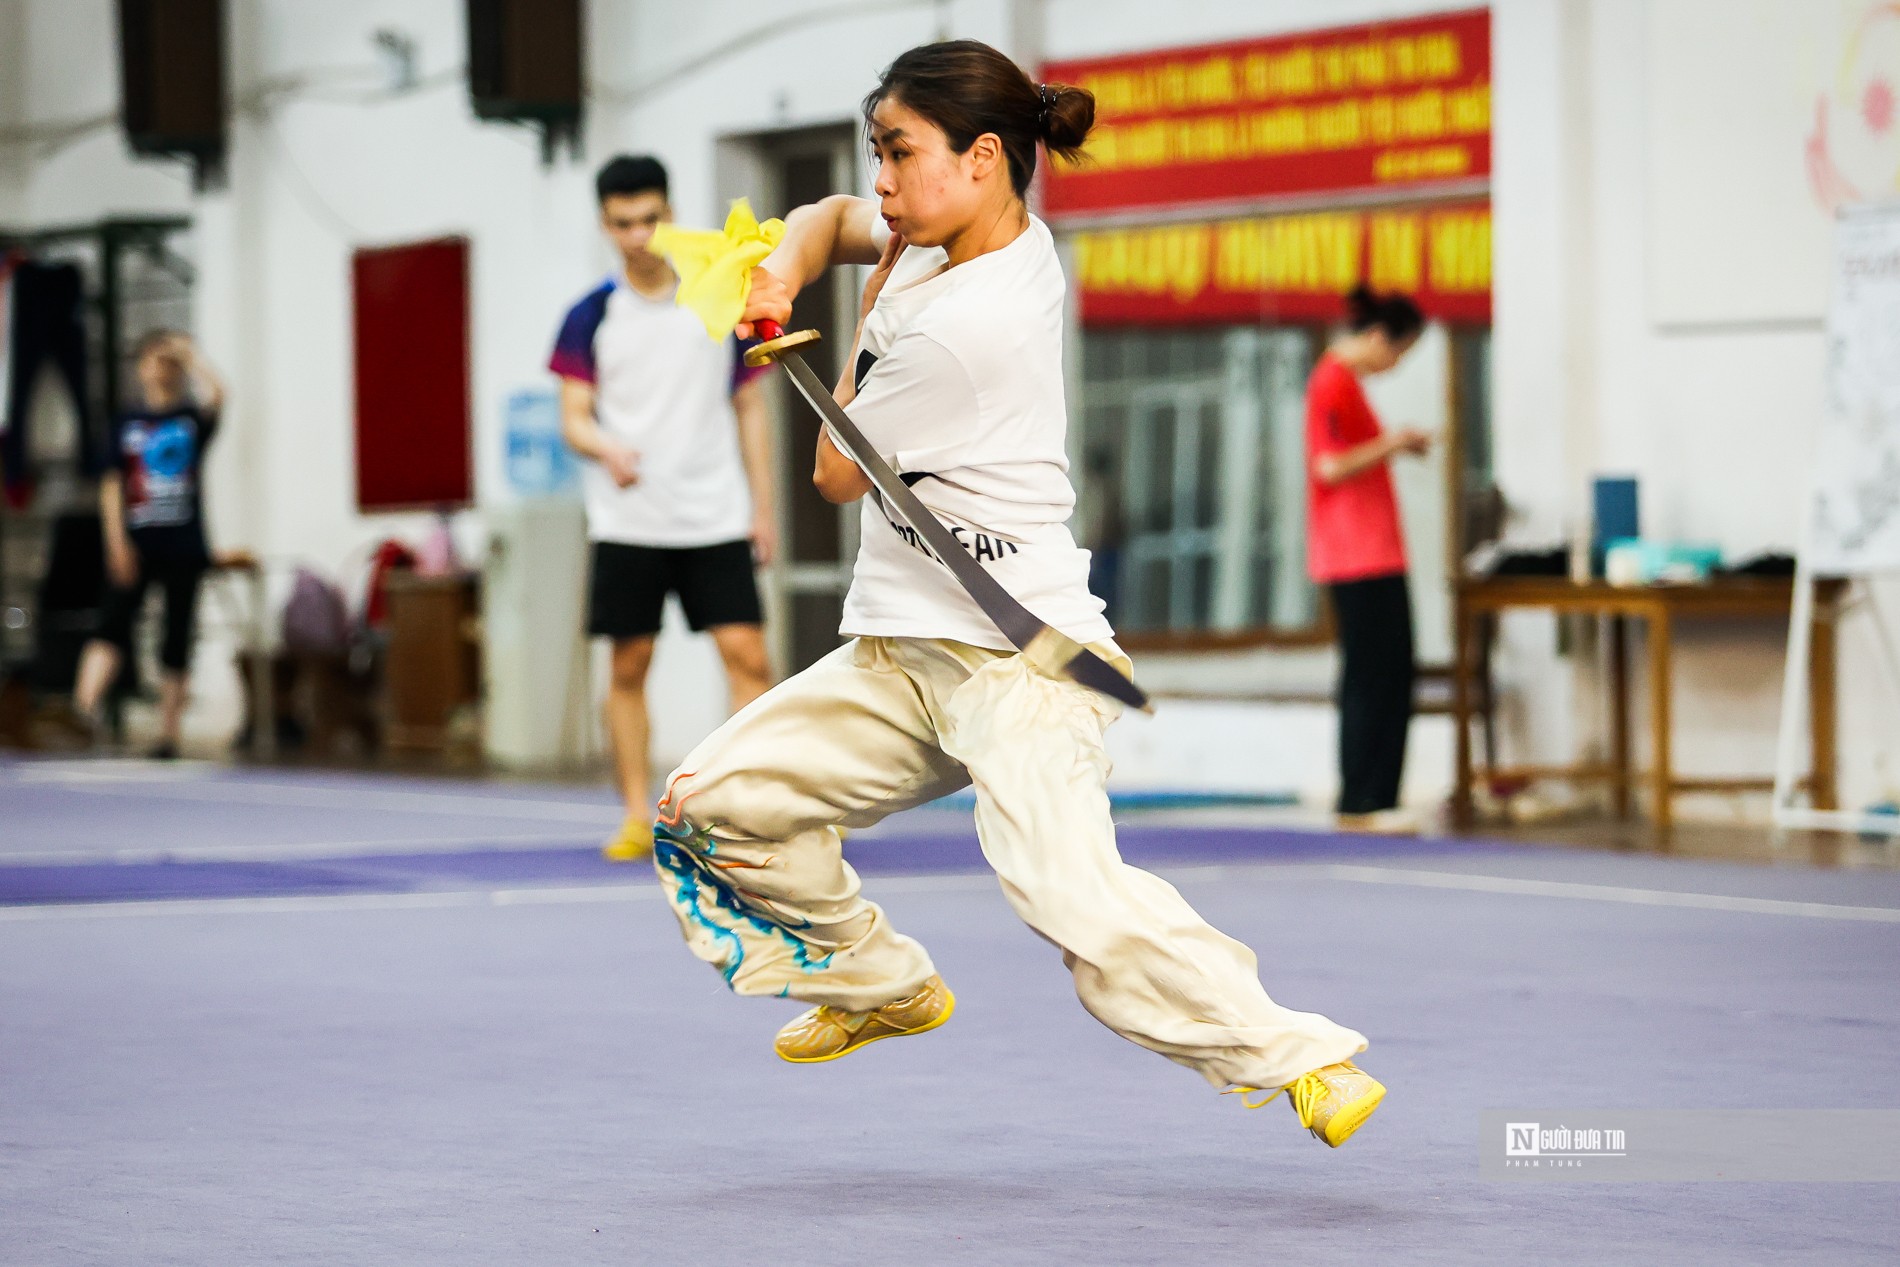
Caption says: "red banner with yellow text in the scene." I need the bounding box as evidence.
[1072,201,1491,326]
[1041,10,1491,219]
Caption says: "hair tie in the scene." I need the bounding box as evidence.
[1037,83,1056,132]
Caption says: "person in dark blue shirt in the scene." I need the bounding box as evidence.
[73,330,226,759]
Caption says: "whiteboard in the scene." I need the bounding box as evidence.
[1812,203,1900,575]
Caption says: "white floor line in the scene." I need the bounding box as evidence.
[0,832,602,866]
[850,872,999,895]
[1314,864,1900,924]
[15,778,623,823]
[1,758,223,782]
[487,884,660,906]
[0,871,1006,923]
[0,884,661,922]
[4,861,1897,926]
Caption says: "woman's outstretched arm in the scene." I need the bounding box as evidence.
[738,196,883,336]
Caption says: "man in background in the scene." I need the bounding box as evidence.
[551,155,775,861]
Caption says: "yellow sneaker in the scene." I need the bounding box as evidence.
[601,818,654,863]
[1334,810,1420,836]
[773,975,955,1064]
[1225,1061,1386,1147]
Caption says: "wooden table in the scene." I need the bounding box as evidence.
[1450,576,1842,832]
[383,572,481,754]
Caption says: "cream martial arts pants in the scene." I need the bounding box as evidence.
[654,636,1367,1091]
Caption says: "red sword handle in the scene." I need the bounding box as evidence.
[743,316,821,368]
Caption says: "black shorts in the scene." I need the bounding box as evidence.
[97,556,207,672]
[587,539,762,640]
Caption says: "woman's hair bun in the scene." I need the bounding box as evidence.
[1040,82,1095,163]
[867,43,1097,195]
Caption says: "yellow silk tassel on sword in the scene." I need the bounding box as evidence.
[647,198,786,340]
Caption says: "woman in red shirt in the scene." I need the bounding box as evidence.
[1306,285,1430,827]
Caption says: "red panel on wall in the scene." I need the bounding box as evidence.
[352,237,472,511]
[1073,201,1492,327]
[1041,8,1491,220]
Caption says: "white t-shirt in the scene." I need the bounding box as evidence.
[549,276,763,546]
[838,215,1113,650]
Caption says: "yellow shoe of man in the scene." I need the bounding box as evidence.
[1225,1061,1386,1147]
[773,975,956,1063]
[601,818,654,863]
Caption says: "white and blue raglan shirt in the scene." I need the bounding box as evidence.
[548,276,768,547]
[838,216,1113,650]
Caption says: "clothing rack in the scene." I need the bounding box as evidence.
[1,216,196,428]
[0,216,194,678]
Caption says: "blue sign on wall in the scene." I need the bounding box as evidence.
[503,388,579,497]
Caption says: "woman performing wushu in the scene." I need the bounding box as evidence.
[653,39,1384,1148]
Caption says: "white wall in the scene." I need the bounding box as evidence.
[1644,0,1839,325]
[1043,0,1472,58]
[591,0,983,760]
[5,0,1892,810]
[1558,0,1895,810]
[1061,0,1895,811]
[6,0,614,752]
[0,3,27,223]
[0,0,1020,767]
[13,1,195,222]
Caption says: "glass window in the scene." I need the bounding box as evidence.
[1451,327,1499,556]
[1077,325,1321,638]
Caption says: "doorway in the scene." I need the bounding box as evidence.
[718,123,863,676]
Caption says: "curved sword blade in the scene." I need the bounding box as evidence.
[776,351,1150,713]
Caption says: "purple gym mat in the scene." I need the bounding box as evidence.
[0,758,1507,904]
[4,805,1897,1264]
[0,827,1509,905]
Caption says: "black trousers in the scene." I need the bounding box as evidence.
[1328,572,1415,815]
[96,556,207,673]
[3,261,98,491]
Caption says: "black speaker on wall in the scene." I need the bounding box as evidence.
[466,0,583,161]
[116,0,227,188]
